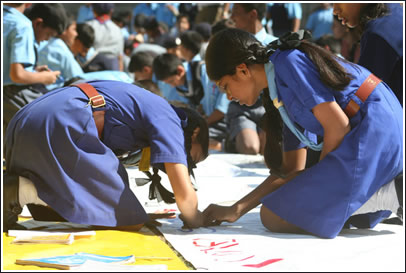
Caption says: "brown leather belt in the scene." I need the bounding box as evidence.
[71,83,106,138]
[344,73,381,118]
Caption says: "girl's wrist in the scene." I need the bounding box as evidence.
[232,203,243,220]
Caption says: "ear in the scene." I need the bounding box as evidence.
[249,9,258,21]
[236,63,251,78]
[191,127,201,142]
[143,66,152,74]
[177,65,185,77]
[32,18,44,29]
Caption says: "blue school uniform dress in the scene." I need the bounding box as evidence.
[358,3,403,105]
[5,80,189,227]
[38,37,84,90]
[261,49,403,238]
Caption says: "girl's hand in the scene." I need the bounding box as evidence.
[146,212,177,227]
[202,204,240,226]
[179,210,204,229]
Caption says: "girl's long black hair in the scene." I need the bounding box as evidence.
[205,28,353,174]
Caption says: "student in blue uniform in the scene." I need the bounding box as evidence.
[3,80,209,231]
[3,3,67,135]
[202,28,403,239]
[333,3,403,106]
[38,13,84,91]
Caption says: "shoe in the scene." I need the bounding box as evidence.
[3,172,26,232]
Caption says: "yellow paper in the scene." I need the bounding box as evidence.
[3,228,189,270]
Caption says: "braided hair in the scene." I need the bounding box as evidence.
[205,28,353,174]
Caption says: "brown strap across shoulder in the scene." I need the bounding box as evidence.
[344,73,381,118]
[71,83,106,139]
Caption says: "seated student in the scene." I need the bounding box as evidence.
[38,13,84,91]
[3,3,67,135]
[85,3,123,71]
[111,10,132,41]
[144,16,168,45]
[128,51,190,106]
[203,28,403,238]
[130,13,148,44]
[72,23,120,72]
[193,22,212,60]
[3,80,209,231]
[169,13,191,37]
[160,34,182,59]
[179,30,204,62]
[129,51,157,81]
[153,53,230,151]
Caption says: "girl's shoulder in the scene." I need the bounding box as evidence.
[270,48,308,67]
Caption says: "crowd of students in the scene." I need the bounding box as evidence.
[3,3,403,238]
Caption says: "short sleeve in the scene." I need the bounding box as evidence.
[289,3,302,19]
[142,103,188,167]
[10,24,36,67]
[272,50,335,111]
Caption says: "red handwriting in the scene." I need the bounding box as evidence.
[243,258,283,268]
[191,238,282,268]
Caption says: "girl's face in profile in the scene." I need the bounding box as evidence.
[333,3,365,28]
[216,64,260,107]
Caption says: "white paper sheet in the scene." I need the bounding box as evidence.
[127,152,405,271]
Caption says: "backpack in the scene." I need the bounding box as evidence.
[176,60,205,106]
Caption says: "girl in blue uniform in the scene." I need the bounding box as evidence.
[333,3,403,106]
[4,80,209,231]
[202,28,403,238]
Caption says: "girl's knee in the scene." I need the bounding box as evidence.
[260,205,284,233]
[260,205,304,234]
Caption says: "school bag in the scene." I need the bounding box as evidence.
[175,60,205,107]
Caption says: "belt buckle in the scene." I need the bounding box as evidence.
[89,95,106,108]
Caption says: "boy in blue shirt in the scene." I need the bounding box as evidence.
[3,3,67,134]
[153,53,230,151]
[38,13,84,91]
